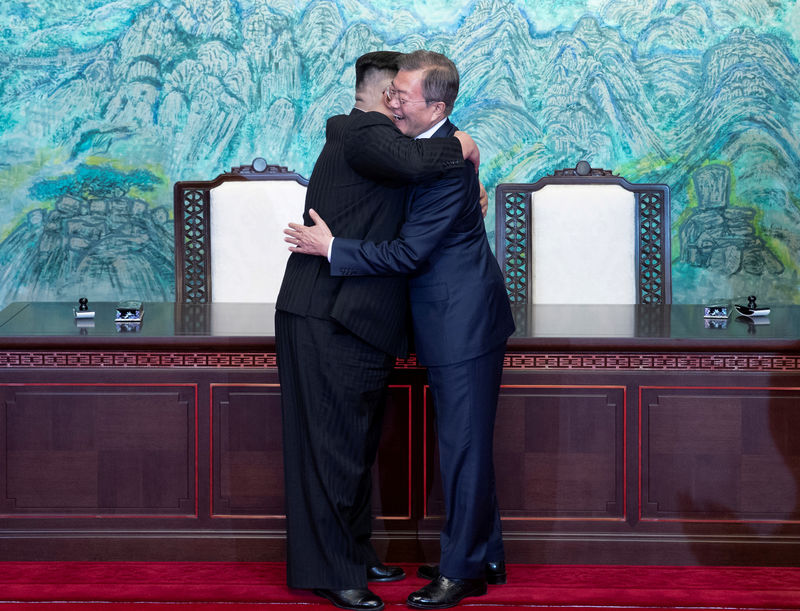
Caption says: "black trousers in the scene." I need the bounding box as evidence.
[276,310,395,589]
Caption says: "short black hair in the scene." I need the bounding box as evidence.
[355,51,403,91]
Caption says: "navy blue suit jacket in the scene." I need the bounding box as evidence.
[329,119,515,366]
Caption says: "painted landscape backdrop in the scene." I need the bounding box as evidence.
[1,0,799,306]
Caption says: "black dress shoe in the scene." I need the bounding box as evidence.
[367,562,405,582]
[417,561,507,585]
[407,575,487,609]
[484,561,507,584]
[312,588,384,611]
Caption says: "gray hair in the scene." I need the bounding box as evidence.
[397,50,459,115]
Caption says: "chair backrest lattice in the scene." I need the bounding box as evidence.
[495,161,671,305]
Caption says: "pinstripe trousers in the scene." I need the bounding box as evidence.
[276,310,395,589]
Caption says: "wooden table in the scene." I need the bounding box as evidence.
[1,301,799,565]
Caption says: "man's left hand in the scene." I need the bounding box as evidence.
[285,209,333,257]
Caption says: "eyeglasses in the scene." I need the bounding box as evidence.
[384,86,430,107]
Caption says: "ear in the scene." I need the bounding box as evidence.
[430,101,447,121]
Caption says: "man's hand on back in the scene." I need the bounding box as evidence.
[454,130,480,171]
[285,209,333,257]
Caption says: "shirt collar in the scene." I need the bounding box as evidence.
[415,118,447,140]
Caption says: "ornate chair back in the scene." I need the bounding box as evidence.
[495,161,671,305]
[173,159,308,304]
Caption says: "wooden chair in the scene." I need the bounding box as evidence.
[173,158,308,304]
[495,161,671,306]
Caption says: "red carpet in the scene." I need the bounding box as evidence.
[1,562,799,609]
[0,607,786,611]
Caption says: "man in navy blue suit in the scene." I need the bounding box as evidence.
[286,50,515,610]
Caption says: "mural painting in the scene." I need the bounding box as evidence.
[0,0,799,307]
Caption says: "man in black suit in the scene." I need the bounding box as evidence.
[286,50,514,609]
[275,51,479,611]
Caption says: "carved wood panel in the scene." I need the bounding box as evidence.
[1,384,197,517]
[641,386,800,523]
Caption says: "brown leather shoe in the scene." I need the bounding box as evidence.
[312,588,384,610]
[407,575,487,609]
[417,561,507,585]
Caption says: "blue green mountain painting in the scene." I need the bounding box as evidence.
[1,0,799,306]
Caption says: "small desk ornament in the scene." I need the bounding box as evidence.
[734,295,770,317]
[115,300,144,322]
[73,297,95,319]
[703,304,729,319]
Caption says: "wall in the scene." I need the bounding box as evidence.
[1,0,799,307]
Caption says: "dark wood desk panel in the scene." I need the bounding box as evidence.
[2,383,196,517]
[1,302,799,565]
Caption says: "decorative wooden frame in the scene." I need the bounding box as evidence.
[495,161,671,304]
[173,159,309,303]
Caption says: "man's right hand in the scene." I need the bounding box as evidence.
[454,130,480,171]
[285,209,333,258]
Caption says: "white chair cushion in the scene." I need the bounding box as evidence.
[531,184,636,304]
[209,180,306,303]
